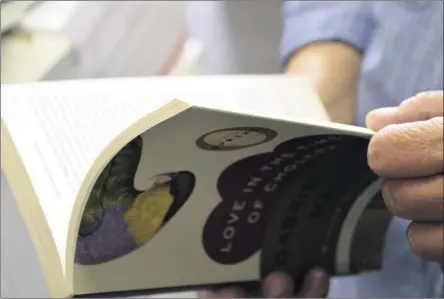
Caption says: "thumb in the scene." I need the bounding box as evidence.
[297,268,330,298]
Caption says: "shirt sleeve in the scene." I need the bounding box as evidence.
[281,1,375,67]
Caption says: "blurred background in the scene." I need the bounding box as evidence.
[1,2,283,298]
[3,2,443,299]
[1,0,283,84]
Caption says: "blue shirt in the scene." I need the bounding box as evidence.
[282,1,443,298]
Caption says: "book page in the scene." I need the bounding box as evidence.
[0,82,183,274]
[150,75,330,121]
[72,106,387,297]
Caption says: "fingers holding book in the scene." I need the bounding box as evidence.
[200,268,329,298]
[367,90,444,266]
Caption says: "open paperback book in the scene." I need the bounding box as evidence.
[1,76,392,298]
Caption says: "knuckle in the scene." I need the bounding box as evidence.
[430,117,444,147]
[416,90,444,101]
[423,118,444,166]
[406,222,439,261]
[381,180,410,219]
[409,90,444,105]
[401,91,443,119]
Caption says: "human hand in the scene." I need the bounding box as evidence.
[366,91,443,266]
[200,268,329,298]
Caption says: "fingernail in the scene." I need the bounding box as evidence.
[263,272,293,297]
[300,268,329,298]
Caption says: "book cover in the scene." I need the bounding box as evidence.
[73,107,392,296]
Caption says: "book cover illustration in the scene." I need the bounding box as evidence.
[75,137,195,265]
[75,125,392,290]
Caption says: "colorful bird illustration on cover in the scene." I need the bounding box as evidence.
[75,137,195,265]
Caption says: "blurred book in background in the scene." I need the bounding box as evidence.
[20,0,189,78]
[2,1,202,83]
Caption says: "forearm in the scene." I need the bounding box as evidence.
[286,42,363,124]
